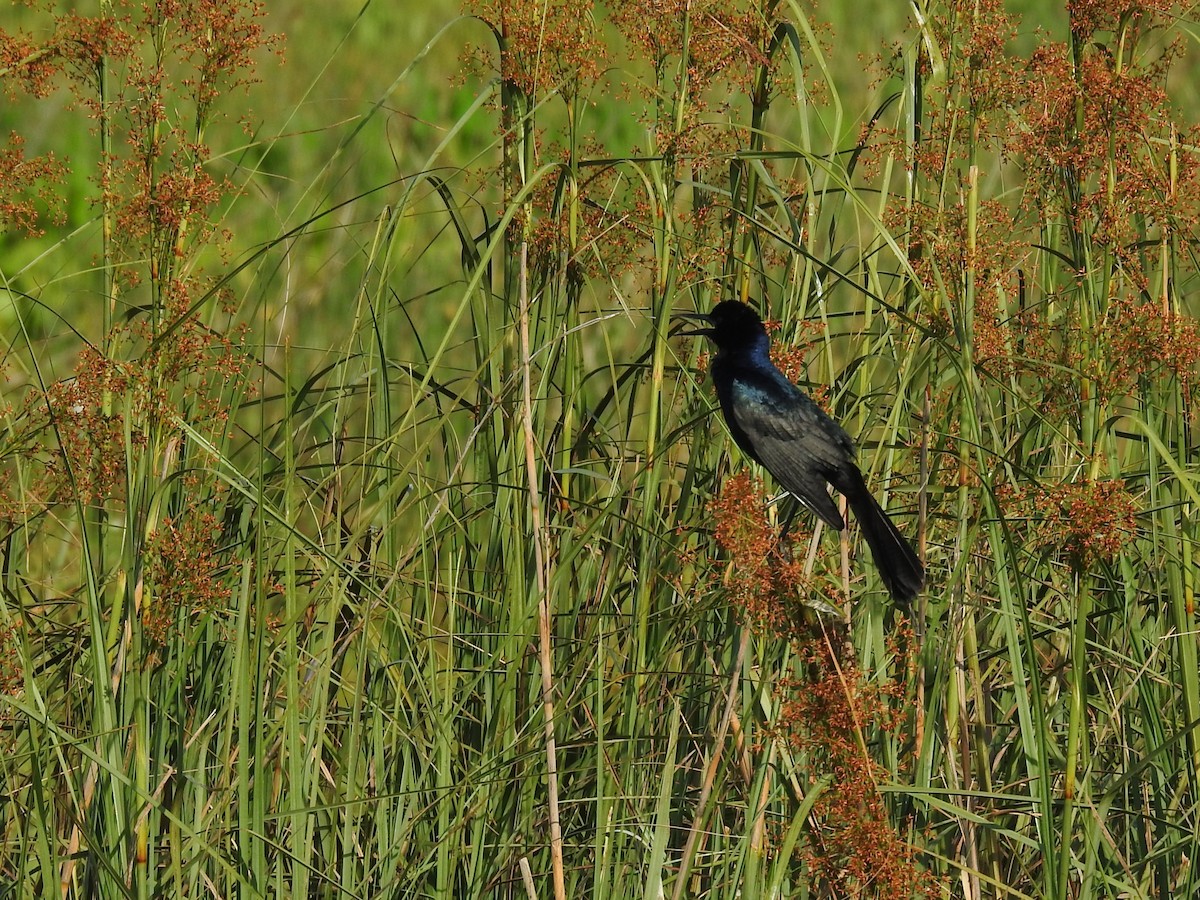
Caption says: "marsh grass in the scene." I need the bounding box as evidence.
[2,0,1199,897]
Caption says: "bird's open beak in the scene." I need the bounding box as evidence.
[672,311,714,337]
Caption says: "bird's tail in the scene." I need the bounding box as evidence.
[844,477,925,607]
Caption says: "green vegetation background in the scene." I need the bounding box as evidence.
[2,1,1199,898]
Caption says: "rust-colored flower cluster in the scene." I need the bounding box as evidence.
[143,507,232,644]
[42,349,147,506]
[40,321,248,508]
[0,132,66,237]
[1094,296,1200,401]
[709,472,933,894]
[468,0,602,101]
[1067,0,1179,41]
[763,318,826,387]
[1014,44,1195,281]
[611,0,773,98]
[999,478,1138,572]
[2,2,277,253]
[709,472,816,637]
[775,635,935,898]
[972,292,1200,425]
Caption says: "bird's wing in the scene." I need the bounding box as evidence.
[728,377,851,530]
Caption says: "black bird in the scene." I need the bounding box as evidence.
[678,299,925,605]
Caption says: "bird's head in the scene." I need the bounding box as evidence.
[674,299,768,353]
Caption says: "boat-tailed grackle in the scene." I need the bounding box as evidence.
[678,299,925,605]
